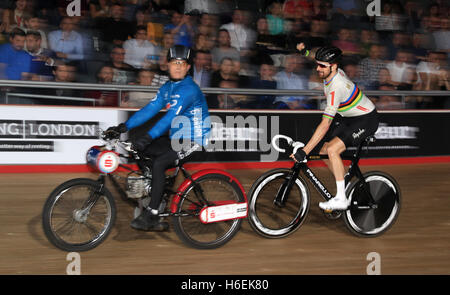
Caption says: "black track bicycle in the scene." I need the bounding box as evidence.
[42,132,247,251]
[247,134,401,238]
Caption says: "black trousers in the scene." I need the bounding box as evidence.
[142,136,200,211]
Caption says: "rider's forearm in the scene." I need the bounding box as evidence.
[303,118,331,155]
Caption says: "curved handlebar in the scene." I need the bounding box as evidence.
[271,134,305,154]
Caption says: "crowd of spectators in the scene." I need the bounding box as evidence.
[0,0,449,109]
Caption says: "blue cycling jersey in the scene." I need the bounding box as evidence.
[125,75,211,146]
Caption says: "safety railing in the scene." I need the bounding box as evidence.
[0,79,449,109]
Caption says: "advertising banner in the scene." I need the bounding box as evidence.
[0,106,449,165]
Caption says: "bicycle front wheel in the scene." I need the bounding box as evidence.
[344,171,401,237]
[172,173,245,249]
[247,168,310,238]
[42,178,116,252]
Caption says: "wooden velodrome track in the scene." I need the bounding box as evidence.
[0,162,449,275]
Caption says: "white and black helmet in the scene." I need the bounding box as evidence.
[167,45,192,64]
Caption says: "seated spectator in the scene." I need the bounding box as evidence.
[160,32,175,51]
[266,2,285,36]
[48,17,84,62]
[211,29,240,72]
[416,51,443,91]
[38,62,83,105]
[105,45,136,84]
[330,0,361,27]
[283,0,314,20]
[164,11,195,47]
[123,26,160,69]
[274,54,309,109]
[217,80,239,109]
[151,48,170,86]
[220,9,256,53]
[332,27,361,57]
[369,67,393,90]
[23,13,48,49]
[192,33,209,52]
[0,28,33,80]
[358,44,387,89]
[96,3,133,49]
[84,65,119,107]
[432,18,450,60]
[385,49,415,87]
[197,13,219,37]
[248,60,277,109]
[89,0,112,19]
[0,0,30,34]
[191,50,212,88]
[25,30,58,80]
[210,57,238,88]
[123,69,155,108]
[375,83,403,110]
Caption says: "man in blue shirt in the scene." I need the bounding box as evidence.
[106,45,211,231]
[0,28,33,80]
[164,11,195,48]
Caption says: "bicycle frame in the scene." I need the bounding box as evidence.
[275,138,377,208]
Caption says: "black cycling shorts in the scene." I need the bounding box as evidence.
[325,110,379,147]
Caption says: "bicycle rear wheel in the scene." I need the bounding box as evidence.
[172,173,245,249]
[247,168,310,238]
[42,178,116,252]
[344,171,401,237]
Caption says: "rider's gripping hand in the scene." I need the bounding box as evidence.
[292,149,307,162]
[132,133,153,152]
[104,123,128,139]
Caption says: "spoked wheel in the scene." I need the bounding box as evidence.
[42,178,116,252]
[247,169,310,238]
[172,173,245,249]
[344,171,401,237]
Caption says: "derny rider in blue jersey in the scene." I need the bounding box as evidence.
[105,45,211,231]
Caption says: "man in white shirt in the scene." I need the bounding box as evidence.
[385,49,415,86]
[220,9,256,52]
[123,26,160,69]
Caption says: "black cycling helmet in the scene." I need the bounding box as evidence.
[167,45,192,64]
[315,46,342,64]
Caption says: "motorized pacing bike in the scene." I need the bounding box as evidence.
[42,132,247,251]
[247,134,401,238]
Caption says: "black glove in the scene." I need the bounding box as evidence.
[104,123,127,139]
[293,149,307,162]
[132,133,153,151]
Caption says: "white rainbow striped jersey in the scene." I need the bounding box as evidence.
[322,69,375,120]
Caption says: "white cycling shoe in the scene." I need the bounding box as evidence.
[319,196,351,211]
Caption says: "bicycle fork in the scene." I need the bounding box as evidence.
[274,163,302,207]
[75,175,106,222]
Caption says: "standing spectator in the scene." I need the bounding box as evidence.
[274,54,309,109]
[106,45,136,84]
[220,9,256,53]
[25,30,58,80]
[191,49,212,88]
[0,28,33,80]
[84,65,119,107]
[164,11,195,47]
[358,44,387,89]
[211,29,240,72]
[48,17,84,62]
[123,26,160,69]
[1,0,31,34]
[96,3,133,49]
[123,69,155,108]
